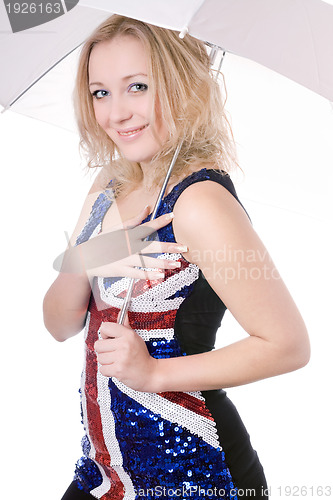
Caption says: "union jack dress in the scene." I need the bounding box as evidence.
[73,168,267,500]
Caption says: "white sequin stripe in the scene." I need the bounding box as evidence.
[186,390,206,401]
[96,278,124,309]
[135,328,175,341]
[90,464,112,499]
[100,276,134,300]
[113,466,136,499]
[92,331,135,498]
[97,255,199,310]
[112,379,221,450]
[157,252,182,261]
[130,265,199,311]
[100,264,196,312]
[98,253,182,299]
[90,464,136,500]
[96,367,123,465]
[97,276,186,312]
[130,295,184,312]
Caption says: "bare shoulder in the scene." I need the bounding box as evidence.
[172,178,252,239]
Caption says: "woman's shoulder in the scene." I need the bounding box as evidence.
[171,166,251,223]
[173,178,246,224]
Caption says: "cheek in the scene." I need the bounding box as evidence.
[138,99,153,123]
[92,102,108,131]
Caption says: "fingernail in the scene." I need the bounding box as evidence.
[155,272,165,278]
[169,261,181,268]
[165,212,174,221]
[175,245,188,252]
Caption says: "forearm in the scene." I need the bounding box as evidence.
[43,270,92,342]
[149,334,310,393]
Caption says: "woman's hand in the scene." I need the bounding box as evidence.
[94,313,158,392]
[56,206,187,281]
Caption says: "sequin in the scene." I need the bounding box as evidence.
[73,169,243,499]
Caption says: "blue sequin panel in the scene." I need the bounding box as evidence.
[109,381,238,499]
[146,338,185,359]
[74,456,103,493]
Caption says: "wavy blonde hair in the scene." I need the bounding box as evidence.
[74,15,238,196]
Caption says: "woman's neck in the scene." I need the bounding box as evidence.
[139,160,157,191]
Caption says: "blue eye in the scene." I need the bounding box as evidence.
[129,83,148,93]
[91,90,110,100]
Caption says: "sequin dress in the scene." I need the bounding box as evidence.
[73,168,268,500]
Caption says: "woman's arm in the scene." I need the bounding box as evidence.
[95,180,310,392]
[43,170,108,342]
[153,180,311,391]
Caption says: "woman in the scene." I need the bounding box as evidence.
[43,15,310,500]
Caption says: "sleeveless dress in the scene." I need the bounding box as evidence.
[72,168,268,500]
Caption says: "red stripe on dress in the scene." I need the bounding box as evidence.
[89,291,177,331]
[85,310,111,467]
[85,298,125,498]
[128,309,177,330]
[158,391,214,421]
[100,464,126,500]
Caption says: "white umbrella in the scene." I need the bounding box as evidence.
[1,0,333,128]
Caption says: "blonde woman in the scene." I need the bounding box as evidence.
[43,15,310,500]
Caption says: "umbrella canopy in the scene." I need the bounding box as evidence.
[1,0,333,131]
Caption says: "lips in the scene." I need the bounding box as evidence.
[117,124,148,136]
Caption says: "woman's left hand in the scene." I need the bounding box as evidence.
[94,314,158,392]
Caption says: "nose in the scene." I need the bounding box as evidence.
[107,95,132,125]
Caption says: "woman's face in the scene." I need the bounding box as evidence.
[88,35,167,167]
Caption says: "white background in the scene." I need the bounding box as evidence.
[1,52,332,500]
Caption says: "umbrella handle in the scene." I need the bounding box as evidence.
[118,277,135,324]
[117,141,183,325]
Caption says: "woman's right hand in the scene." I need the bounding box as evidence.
[57,206,188,281]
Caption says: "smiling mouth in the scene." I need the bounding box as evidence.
[118,124,149,136]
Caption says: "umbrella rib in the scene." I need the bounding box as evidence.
[179,0,206,38]
[59,0,68,14]
[4,43,83,111]
[300,0,320,88]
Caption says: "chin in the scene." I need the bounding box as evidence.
[121,149,160,165]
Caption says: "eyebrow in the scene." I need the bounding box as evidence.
[89,73,147,87]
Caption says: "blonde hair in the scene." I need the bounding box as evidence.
[74,15,238,196]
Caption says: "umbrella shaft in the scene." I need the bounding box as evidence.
[118,141,183,325]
